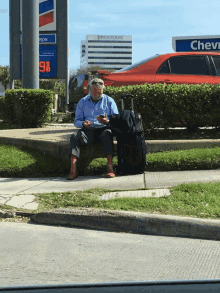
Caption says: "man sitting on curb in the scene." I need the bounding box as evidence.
[67,78,119,180]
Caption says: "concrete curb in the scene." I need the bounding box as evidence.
[0,209,35,218]
[30,208,220,241]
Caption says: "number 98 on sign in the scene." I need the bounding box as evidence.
[39,61,51,73]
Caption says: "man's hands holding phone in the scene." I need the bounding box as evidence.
[83,114,109,128]
[96,114,109,125]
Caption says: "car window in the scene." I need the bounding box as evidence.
[69,75,88,105]
[168,56,210,75]
[211,56,220,76]
[69,74,88,90]
[117,54,161,72]
[157,60,170,74]
[76,75,87,87]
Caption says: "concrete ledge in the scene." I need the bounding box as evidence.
[31,207,220,241]
[0,137,61,158]
[147,140,220,153]
[1,134,220,171]
[51,139,220,162]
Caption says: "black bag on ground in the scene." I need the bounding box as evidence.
[109,95,147,175]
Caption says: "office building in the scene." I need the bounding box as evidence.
[80,35,132,71]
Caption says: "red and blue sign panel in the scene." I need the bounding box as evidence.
[20,0,56,31]
[39,0,55,29]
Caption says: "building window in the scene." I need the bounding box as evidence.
[88,57,132,60]
[88,46,132,49]
[88,62,132,65]
[88,51,132,54]
[88,40,132,44]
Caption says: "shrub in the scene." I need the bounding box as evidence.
[1,89,54,128]
[62,112,74,123]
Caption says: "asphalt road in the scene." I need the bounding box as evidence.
[0,222,220,287]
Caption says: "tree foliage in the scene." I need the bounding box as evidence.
[39,79,66,96]
[14,79,22,89]
[0,66,10,91]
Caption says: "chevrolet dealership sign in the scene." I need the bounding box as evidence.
[172,35,220,52]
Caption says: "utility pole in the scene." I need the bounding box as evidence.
[22,0,39,89]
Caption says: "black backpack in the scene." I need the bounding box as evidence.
[109,110,147,175]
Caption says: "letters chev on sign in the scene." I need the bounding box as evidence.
[172,35,220,52]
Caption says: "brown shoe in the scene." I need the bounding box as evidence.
[67,171,78,180]
[67,156,78,180]
[106,165,116,178]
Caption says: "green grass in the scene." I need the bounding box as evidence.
[28,182,220,219]
[1,143,220,177]
[0,144,70,178]
[1,183,220,220]
[147,147,220,171]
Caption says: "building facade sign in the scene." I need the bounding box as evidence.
[87,35,131,42]
[97,35,124,40]
[172,35,220,52]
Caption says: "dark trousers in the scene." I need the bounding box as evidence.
[69,127,115,159]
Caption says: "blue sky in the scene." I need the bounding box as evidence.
[1,0,220,74]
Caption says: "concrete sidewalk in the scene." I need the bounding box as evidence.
[2,169,220,206]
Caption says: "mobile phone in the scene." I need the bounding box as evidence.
[97,114,105,119]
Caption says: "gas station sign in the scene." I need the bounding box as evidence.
[172,35,220,52]
[20,45,57,78]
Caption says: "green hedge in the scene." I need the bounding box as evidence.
[0,89,54,128]
[104,83,220,132]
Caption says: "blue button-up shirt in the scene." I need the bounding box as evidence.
[74,94,119,128]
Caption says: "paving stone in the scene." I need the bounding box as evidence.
[6,194,36,208]
[99,189,171,201]
[0,194,12,199]
[22,202,39,210]
[0,196,12,204]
